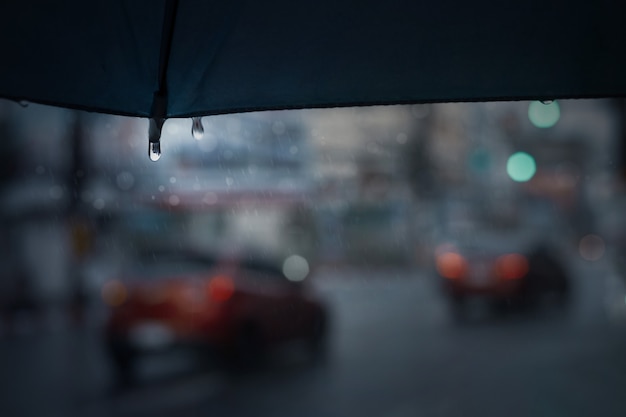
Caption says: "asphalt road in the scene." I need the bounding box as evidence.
[3,254,626,417]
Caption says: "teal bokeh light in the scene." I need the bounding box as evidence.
[507,152,536,182]
[528,101,560,128]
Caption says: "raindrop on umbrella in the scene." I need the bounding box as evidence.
[192,117,204,140]
[148,118,164,161]
[540,100,554,105]
[18,100,29,107]
[149,142,161,161]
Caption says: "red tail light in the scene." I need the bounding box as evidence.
[495,254,529,280]
[436,252,468,279]
[207,275,235,302]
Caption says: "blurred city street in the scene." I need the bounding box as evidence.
[3,249,626,417]
[1,99,626,417]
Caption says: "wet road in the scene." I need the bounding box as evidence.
[3,253,626,417]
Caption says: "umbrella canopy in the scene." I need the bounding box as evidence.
[1,0,625,119]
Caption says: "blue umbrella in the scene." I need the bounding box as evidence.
[1,0,625,157]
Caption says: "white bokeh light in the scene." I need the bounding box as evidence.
[282,255,310,282]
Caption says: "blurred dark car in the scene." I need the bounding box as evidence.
[434,228,571,319]
[103,248,328,379]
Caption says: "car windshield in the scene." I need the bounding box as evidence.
[2,99,626,417]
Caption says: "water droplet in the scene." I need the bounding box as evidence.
[192,117,204,140]
[169,176,177,184]
[148,118,164,161]
[540,100,554,105]
[18,100,29,108]
[149,142,161,161]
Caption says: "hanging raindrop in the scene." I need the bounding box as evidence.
[540,100,554,105]
[149,142,161,161]
[148,118,164,161]
[18,100,29,108]
[191,117,204,140]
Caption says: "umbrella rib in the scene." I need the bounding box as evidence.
[152,0,180,119]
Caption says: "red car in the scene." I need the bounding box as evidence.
[103,248,328,379]
[435,236,570,319]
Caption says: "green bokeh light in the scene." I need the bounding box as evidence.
[528,101,560,128]
[507,152,536,182]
